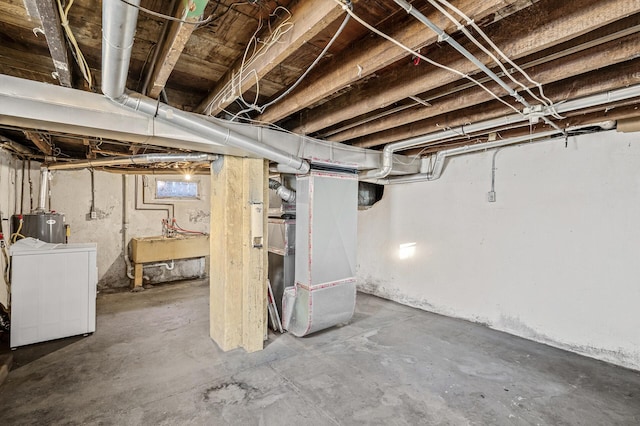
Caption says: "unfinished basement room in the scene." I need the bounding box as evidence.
[0,0,639,424]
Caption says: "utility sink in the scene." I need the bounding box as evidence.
[131,235,209,263]
[130,235,209,288]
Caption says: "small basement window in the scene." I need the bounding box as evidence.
[155,179,199,199]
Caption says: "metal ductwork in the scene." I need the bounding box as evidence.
[102,0,141,100]
[100,0,309,174]
[117,92,310,173]
[282,170,358,336]
[37,167,48,212]
[360,84,640,182]
[377,123,617,185]
[269,179,296,203]
[46,153,217,171]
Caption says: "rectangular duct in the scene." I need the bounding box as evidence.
[283,170,358,336]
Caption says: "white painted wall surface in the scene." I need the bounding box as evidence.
[0,150,42,308]
[357,130,640,370]
[50,170,210,289]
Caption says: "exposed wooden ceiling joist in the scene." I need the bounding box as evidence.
[257,0,534,124]
[293,0,640,136]
[196,0,346,115]
[145,0,209,99]
[23,130,53,155]
[1,0,639,167]
[23,0,73,87]
[335,29,640,144]
[404,102,640,157]
[355,59,640,150]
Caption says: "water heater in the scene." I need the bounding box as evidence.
[11,213,65,244]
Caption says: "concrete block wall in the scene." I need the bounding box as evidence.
[357,130,640,371]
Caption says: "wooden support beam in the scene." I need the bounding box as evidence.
[146,0,209,99]
[25,0,73,87]
[196,1,345,115]
[334,30,640,143]
[355,58,640,150]
[257,0,530,124]
[293,0,640,135]
[23,130,52,155]
[210,156,268,353]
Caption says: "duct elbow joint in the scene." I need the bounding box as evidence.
[276,186,296,203]
[269,179,296,203]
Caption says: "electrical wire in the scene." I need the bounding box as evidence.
[254,1,352,115]
[229,2,352,118]
[56,0,92,88]
[331,0,524,117]
[205,6,295,115]
[433,0,562,118]
[425,0,551,108]
[118,0,212,24]
[195,1,252,31]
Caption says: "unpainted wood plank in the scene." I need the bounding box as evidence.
[134,263,143,288]
[209,156,244,351]
[334,30,640,143]
[146,1,209,99]
[25,0,73,87]
[197,1,345,115]
[293,0,640,135]
[355,58,640,149]
[257,0,529,124]
[241,158,267,353]
[209,155,266,353]
[23,131,53,155]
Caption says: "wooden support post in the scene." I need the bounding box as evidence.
[133,263,143,289]
[210,156,267,353]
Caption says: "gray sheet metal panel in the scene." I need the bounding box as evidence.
[268,252,295,317]
[12,213,65,243]
[267,219,295,256]
[284,171,357,337]
[294,177,311,286]
[267,219,296,316]
[309,174,358,285]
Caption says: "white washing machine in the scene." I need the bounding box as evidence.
[9,238,97,348]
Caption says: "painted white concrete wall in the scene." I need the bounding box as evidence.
[50,170,210,289]
[0,150,42,308]
[357,130,640,371]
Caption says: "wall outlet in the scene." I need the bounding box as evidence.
[487,191,496,202]
[90,211,97,220]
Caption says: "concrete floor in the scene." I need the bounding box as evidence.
[0,279,639,425]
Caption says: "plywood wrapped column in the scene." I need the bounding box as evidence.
[209,156,268,352]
